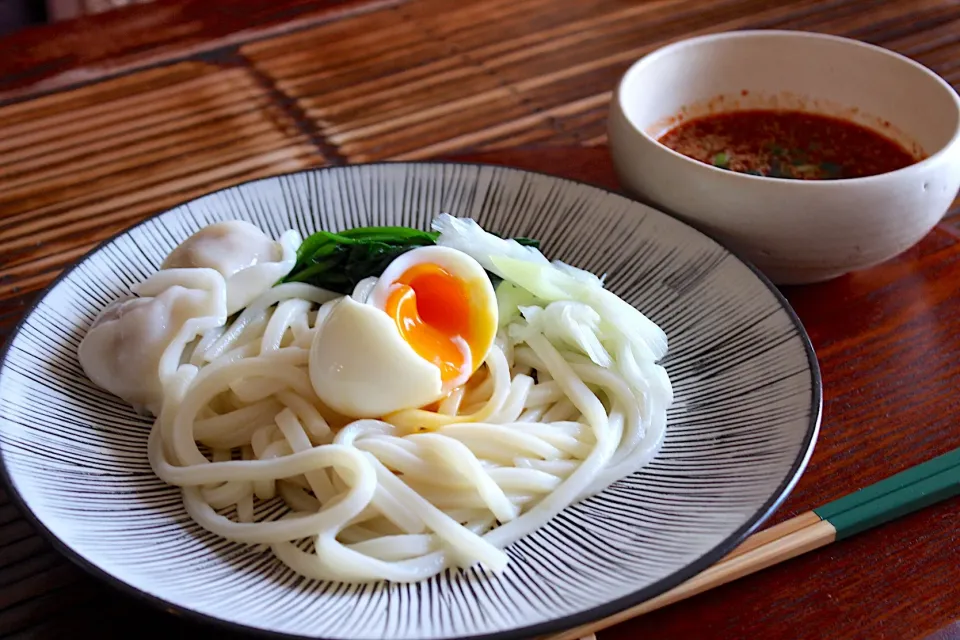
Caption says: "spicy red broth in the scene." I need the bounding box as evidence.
[657,110,921,180]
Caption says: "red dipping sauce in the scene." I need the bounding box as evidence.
[657,110,921,180]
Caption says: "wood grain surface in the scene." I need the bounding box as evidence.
[1,0,960,638]
[0,0,404,101]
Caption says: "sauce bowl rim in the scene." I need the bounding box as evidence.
[613,29,960,186]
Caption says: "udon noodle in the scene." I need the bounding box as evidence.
[81,215,672,583]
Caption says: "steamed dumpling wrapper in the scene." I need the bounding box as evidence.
[162,220,302,315]
[77,268,227,415]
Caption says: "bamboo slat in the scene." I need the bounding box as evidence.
[239,0,960,156]
[0,61,322,301]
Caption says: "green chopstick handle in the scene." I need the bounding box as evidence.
[814,447,960,540]
[825,466,959,539]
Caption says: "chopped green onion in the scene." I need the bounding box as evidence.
[820,162,842,178]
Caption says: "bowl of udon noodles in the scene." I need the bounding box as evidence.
[0,163,820,640]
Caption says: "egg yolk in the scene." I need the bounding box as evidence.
[384,263,474,385]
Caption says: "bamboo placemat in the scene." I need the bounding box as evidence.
[3,0,959,310]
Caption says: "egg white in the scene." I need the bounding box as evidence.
[308,296,443,418]
[308,246,499,418]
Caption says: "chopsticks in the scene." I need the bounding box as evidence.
[548,447,960,640]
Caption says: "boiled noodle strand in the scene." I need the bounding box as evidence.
[142,267,669,583]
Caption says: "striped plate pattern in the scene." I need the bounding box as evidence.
[0,163,820,640]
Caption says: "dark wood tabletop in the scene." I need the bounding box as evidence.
[1,1,960,639]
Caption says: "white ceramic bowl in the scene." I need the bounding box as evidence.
[608,30,960,285]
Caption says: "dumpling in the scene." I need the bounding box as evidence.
[161,221,301,314]
[78,268,227,415]
[162,221,273,274]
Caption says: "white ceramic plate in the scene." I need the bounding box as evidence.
[0,163,820,640]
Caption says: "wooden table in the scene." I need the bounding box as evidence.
[2,1,959,638]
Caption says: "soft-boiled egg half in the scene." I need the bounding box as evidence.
[309,246,498,418]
